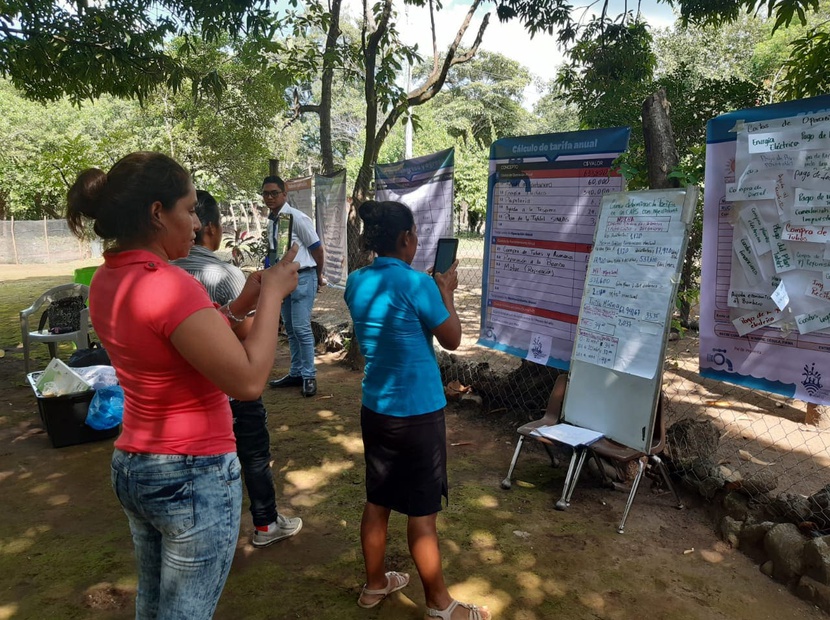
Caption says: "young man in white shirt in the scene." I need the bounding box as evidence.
[262,176,325,397]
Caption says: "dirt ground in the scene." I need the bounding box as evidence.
[0,261,825,620]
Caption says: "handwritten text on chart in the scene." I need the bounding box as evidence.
[748,128,830,153]
[728,289,777,311]
[573,328,619,367]
[801,151,830,170]
[780,222,830,242]
[796,310,830,335]
[790,205,830,226]
[775,175,791,213]
[793,168,830,190]
[795,250,830,271]
[580,305,617,336]
[726,181,776,201]
[807,279,830,303]
[604,215,670,233]
[734,236,763,284]
[732,309,782,337]
[739,206,771,253]
[605,197,680,216]
[794,188,830,208]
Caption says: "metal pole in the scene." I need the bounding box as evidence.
[43,216,50,262]
[11,215,19,264]
[404,62,413,159]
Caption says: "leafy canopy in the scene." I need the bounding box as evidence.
[0,0,276,102]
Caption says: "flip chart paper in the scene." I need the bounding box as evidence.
[571,190,690,379]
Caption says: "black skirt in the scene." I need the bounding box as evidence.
[361,405,448,517]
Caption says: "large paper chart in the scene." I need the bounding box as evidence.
[478,128,631,368]
[314,170,348,287]
[285,175,314,220]
[700,95,830,404]
[375,148,454,272]
[572,190,691,379]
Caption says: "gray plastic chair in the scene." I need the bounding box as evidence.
[20,283,90,375]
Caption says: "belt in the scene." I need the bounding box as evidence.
[298,267,316,273]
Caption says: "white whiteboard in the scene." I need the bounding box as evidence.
[564,187,698,452]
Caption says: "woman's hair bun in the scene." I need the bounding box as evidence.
[67,168,107,220]
[358,200,382,225]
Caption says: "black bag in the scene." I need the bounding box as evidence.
[68,342,111,368]
[41,296,85,334]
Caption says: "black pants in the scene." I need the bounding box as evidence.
[231,397,278,527]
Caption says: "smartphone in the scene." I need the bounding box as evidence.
[268,213,293,266]
[432,238,459,277]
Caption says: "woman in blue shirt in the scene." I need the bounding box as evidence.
[345,200,491,620]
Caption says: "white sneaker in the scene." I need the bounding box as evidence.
[251,515,303,548]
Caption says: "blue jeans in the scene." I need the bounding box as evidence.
[281,269,317,379]
[110,449,242,620]
[231,398,278,527]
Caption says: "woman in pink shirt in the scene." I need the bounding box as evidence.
[66,152,299,619]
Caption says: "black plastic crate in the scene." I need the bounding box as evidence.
[27,372,120,448]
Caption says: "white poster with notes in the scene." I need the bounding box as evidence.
[699,94,830,405]
[572,189,697,379]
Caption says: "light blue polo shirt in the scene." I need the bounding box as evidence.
[345,256,450,417]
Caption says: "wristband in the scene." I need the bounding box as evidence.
[221,302,245,324]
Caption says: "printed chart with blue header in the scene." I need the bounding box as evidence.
[478,128,631,368]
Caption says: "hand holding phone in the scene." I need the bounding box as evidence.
[432,238,459,277]
[268,213,294,266]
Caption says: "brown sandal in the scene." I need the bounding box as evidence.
[357,571,410,609]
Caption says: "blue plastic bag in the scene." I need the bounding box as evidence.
[86,385,124,430]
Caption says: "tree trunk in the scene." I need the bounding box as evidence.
[319,0,341,175]
[642,89,696,325]
[642,89,679,191]
[344,0,488,371]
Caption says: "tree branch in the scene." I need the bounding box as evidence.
[374,1,489,151]
[449,14,489,66]
[408,1,489,105]
[429,0,439,74]
[283,86,321,129]
[358,0,394,195]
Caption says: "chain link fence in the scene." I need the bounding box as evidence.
[0,219,102,264]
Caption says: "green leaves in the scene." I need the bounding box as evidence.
[556,18,657,132]
[672,0,820,32]
[0,0,276,103]
[778,26,830,99]
[494,0,576,40]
